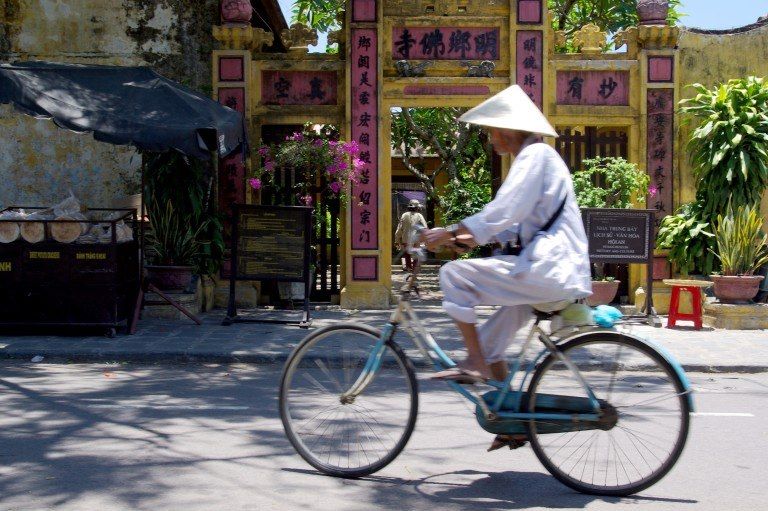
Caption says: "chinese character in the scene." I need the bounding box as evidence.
[654,166,665,178]
[448,30,472,59]
[274,77,291,99]
[359,191,371,205]
[359,169,371,184]
[654,201,666,213]
[523,74,536,87]
[360,210,372,225]
[358,91,370,105]
[225,96,238,109]
[309,77,325,100]
[359,230,371,243]
[567,76,584,99]
[358,36,372,50]
[653,94,667,111]
[358,55,370,69]
[359,151,372,164]
[358,113,372,127]
[598,77,618,99]
[523,56,538,69]
[523,37,536,53]
[359,133,370,146]
[474,31,498,59]
[420,29,446,59]
[653,113,667,129]
[654,129,665,145]
[395,29,416,59]
[652,148,666,161]
[359,72,372,87]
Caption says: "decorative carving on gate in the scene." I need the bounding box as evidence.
[213,26,274,51]
[461,60,495,77]
[613,27,638,54]
[572,23,607,55]
[395,60,431,77]
[281,24,318,52]
[220,0,253,25]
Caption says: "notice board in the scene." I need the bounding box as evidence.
[224,204,313,327]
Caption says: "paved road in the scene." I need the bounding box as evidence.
[0,362,766,511]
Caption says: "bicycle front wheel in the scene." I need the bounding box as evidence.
[526,333,691,496]
[279,323,418,478]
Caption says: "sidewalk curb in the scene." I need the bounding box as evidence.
[1,350,766,373]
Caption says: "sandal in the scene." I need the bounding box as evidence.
[431,367,487,385]
[487,434,528,452]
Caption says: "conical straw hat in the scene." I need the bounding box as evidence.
[458,85,558,138]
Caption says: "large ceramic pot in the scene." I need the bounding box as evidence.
[587,280,621,307]
[221,0,253,24]
[637,0,669,25]
[711,275,764,304]
[146,265,194,292]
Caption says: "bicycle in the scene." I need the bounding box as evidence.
[279,238,693,496]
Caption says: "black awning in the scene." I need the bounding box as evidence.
[0,61,248,160]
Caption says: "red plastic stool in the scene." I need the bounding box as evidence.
[663,279,712,330]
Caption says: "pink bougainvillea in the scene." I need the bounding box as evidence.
[252,127,363,204]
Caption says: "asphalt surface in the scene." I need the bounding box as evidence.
[0,362,766,511]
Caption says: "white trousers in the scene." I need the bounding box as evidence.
[440,256,561,364]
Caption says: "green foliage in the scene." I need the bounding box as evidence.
[680,77,768,218]
[144,152,225,275]
[292,0,343,32]
[439,153,492,226]
[390,107,489,199]
[711,203,768,276]
[573,157,649,209]
[549,0,682,52]
[657,202,715,276]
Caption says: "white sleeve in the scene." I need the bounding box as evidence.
[462,145,546,245]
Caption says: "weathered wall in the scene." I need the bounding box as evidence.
[0,0,218,208]
[676,22,768,206]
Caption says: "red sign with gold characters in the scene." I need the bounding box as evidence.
[517,31,543,109]
[647,89,674,226]
[351,28,378,252]
[391,27,500,61]
[556,71,630,106]
[261,71,338,106]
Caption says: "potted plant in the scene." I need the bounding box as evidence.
[657,201,715,276]
[145,198,207,291]
[573,156,650,305]
[710,203,768,304]
[143,152,223,293]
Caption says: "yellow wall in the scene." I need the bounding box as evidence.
[0,0,218,209]
[676,24,768,207]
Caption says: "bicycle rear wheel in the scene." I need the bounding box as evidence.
[279,323,418,478]
[526,333,691,496]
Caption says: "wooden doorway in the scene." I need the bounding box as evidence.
[260,125,341,302]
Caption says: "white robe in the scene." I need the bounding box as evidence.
[440,138,592,363]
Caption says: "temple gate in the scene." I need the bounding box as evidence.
[211,0,681,309]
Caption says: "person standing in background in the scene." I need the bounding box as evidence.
[395,199,427,272]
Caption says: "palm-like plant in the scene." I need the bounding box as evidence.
[711,204,768,276]
[680,77,768,218]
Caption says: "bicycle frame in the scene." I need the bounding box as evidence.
[342,291,604,425]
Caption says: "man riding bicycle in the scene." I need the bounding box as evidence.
[422,85,593,447]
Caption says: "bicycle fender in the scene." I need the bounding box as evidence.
[523,330,695,412]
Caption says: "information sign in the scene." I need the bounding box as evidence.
[224,205,312,327]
